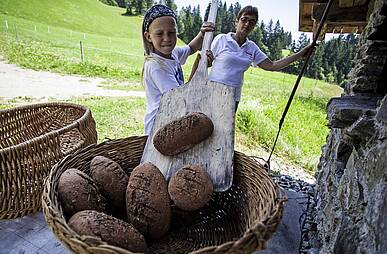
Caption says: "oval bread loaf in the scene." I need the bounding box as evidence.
[68,210,147,252]
[90,156,129,210]
[153,112,214,156]
[126,162,171,239]
[168,165,213,211]
[58,168,107,216]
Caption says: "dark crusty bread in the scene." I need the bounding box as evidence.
[90,156,129,210]
[58,168,107,217]
[153,112,214,156]
[168,165,213,211]
[126,162,171,239]
[68,210,147,252]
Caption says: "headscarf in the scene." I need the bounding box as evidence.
[142,4,177,32]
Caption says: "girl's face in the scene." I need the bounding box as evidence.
[235,13,257,36]
[144,16,177,58]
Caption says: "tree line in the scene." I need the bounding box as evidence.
[100,0,358,86]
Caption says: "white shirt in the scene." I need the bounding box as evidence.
[143,45,191,135]
[209,32,268,101]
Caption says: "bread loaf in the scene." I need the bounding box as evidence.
[90,156,128,210]
[153,112,214,156]
[126,162,171,239]
[68,210,147,252]
[58,168,107,217]
[168,165,213,211]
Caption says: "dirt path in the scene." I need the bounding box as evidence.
[0,58,145,100]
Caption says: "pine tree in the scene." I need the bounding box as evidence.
[192,6,203,40]
[233,2,241,16]
[134,0,143,14]
[145,0,153,9]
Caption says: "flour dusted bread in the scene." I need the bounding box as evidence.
[168,165,213,211]
[68,210,147,252]
[126,162,171,239]
[90,156,128,210]
[153,112,214,156]
[58,168,107,216]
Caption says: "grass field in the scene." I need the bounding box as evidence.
[0,0,342,172]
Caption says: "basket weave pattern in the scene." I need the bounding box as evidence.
[0,102,97,219]
[43,136,286,254]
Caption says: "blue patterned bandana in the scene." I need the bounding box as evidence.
[143,5,177,32]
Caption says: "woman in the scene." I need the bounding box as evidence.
[209,5,313,109]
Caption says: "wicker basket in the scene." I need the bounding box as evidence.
[42,136,286,254]
[0,102,97,219]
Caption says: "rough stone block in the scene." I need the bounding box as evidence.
[327,96,380,128]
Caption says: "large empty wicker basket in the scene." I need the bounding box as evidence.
[43,136,286,254]
[0,102,97,219]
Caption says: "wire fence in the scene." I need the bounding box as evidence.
[0,17,144,70]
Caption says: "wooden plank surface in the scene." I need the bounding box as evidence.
[141,0,236,191]
[141,80,235,191]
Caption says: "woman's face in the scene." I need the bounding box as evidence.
[144,16,177,58]
[235,13,257,36]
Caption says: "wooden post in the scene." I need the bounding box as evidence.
[5,20,8,30]
[80,41,84,63]
[14,25,18,41]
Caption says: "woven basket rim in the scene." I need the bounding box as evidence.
[0,102,91,153]
[42,136,288,254]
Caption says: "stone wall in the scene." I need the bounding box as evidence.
[315,0,387,253]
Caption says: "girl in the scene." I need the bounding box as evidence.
[142,4,214,134]
[209,5,313,109]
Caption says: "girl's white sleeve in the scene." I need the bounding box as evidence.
[150,67,179,94]
[174,45,191,65]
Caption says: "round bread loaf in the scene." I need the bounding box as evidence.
[126,162,171,239]
[168,165,213,211]
[90,156,129,210]
[58,168,107,217]
[68,210,147,252]
[153,112,214,156]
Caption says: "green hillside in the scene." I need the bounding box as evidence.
[0,0,190,80]
[0,0,140,37]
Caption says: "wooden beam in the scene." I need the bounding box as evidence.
[339,0,355,7]
[312,1,368,23]
[324,24,365,33]
[301,0,329,3]
[339,0,369,7]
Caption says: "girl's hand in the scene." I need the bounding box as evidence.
[200,22,215,37]
[206,50,214,67]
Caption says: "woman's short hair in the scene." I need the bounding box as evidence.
[236,5,258,20]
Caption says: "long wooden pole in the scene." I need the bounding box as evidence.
[266,0,335,168]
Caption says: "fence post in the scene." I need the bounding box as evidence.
[5,20,8,30]
[14,25,19,41]
[80,41,84,63]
